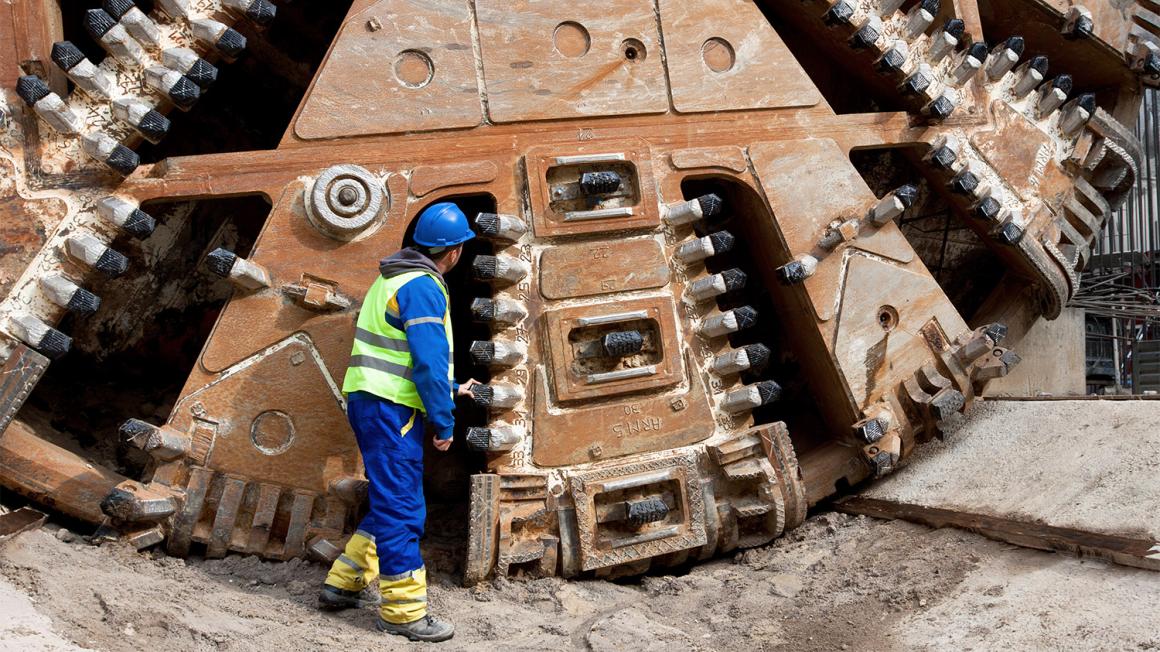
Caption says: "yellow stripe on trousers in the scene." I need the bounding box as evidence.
[380,566,428,624]
[324,531,379,591]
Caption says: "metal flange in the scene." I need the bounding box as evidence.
[306,164,387,239]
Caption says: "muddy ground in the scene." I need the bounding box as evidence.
[2,510,1158,652]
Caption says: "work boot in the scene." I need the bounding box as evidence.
[317,584,381,611]
[377,615,455,643]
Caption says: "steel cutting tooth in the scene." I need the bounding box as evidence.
[877,0,906,16]
[951,42,989,86]
[103,0,161,49]
[949,167,980,195]
[39,274,101,316]
[1060,93,1096,135]
[1062,6,1093,39]
[6,312,71,360]
[191,19,248,59]
[144,67,200,111]
[469,340,527,367]
[469,382,524,409]
[904,0,938,37]
[600,330,644,357]
[51,41,114,100]
[1037,74,1072,118]
[204,248,270,290]
[993,216,1025,245]
[65,232,129,278]
[663,193,723,225]
[111,98,171,143]
[162,48,219,89]
[674,230,736,264]
[688,268,747,302]
[223,0,278,26]
[1013,55,1049,97]
[699,306,758,338]
[84,9,147,65]
[869,184,917,226]
[974,195,1003,222]
[465,425,523,452]
[81,131,139,176]
[15,75,82,135]
[155,0,190,20]
[923,88,959,120]
[469,297,527,325]
[823,0,856,27]
[985,36,1024,80]
[850,16,884,50]
[876,41,909,75]
[712,343,772,376]
[928,19,964,62]
[777,254,818,285]
[721,380,782,414]
[97,196,157,238]
[901,63,934,97]
[110,96,158,134]
[472,254,529,284]
[473,213,527,241]
[925,135,960,170]
[578,171,622,196]
[1129,40,1160,76]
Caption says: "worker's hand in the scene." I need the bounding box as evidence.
[433,435,453,452]
[457,378,481,397]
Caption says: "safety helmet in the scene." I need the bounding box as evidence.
[412,202,476,248]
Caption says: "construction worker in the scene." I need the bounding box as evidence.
[317,202,478,643]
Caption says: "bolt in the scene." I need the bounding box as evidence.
[367,17,382,31]
[337,186,358,206]
[290,351,305,366]
[589,444,603,458]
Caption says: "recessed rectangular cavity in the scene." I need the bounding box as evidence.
[544,296,682,402]
[526,140,660,237]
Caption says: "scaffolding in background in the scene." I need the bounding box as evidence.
[1081,89,1160,393]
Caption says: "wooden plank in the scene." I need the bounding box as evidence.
[836,496,1160,572]
[843,399,1160,573]
[0,507,47,543]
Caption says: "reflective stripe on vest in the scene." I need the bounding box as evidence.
[341,270,454,412]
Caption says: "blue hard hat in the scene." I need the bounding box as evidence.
[412,202,476,248]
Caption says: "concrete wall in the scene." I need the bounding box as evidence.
[984,307,1086,397]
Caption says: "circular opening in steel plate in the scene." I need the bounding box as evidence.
[553,21,590,58]
[621,38,646,62]
[395,49,434,88]
[878,305,899,332]
[702,37,735,73]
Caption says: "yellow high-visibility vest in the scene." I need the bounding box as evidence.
[342,271,453,412]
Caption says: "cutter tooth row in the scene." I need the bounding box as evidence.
[13,0,262,176]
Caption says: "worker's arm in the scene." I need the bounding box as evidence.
[394,276,456,442]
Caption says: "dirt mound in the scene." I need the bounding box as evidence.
[2,513,1158,651]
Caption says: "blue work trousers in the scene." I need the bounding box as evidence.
[347,391,426,576]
